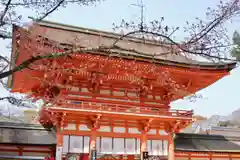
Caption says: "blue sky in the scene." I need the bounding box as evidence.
[1,0,239,117]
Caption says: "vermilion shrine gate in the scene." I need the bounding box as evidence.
[8,20,236,160]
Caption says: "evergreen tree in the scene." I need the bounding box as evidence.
[231,31,240,60]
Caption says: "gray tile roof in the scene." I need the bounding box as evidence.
[175,133,240,152]
[0,115,24,123]
[0,122,55,145]
[209,126,240,137]
[1,122,240,153]
[34,20,236,70]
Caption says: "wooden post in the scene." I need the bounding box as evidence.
[168,132,175,160]
[127,155,135,160]
[88,115,100,160]
[140,133,148,160]
[56,127,63,160]
[89,129,97,160]
[229,153,232,160]
[18,147,23,156]
[188,153,191,160]
[209,152,212,160]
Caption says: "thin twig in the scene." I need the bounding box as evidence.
[0,55,10,64]
[0,0,12,26]
[36,0,65,21]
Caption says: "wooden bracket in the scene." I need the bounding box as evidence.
[164,122,174,133]
[88,115,101,130]
[139,119,153,133]
[48,112,66,129]
[173,121,182,133]
[165,121,185,133]
[57,112,66,129]
[89,72,100,92]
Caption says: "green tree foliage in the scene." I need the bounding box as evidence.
[231,31,240,60]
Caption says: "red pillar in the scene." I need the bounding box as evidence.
[90,129,97,150]
[140,132,148,160]
[127,155,135,160]
[19,147,23,156]
[89,129,97,160]
[168,133,175,160]
[56,127,63,160]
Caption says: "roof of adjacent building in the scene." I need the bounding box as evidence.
[175,133,240,152]
[30,20,236,71]
[0,122,55,145]
[183,113,240,136]
[0,115,24,123]
[208,126,240,137]
[1,122,240,153]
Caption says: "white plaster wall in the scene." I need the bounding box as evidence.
[62,135,90,153]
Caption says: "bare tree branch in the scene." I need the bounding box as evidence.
[0,96,26,106]
[2,0,79,6]
[0,0,12,26]
[0,33,11,39]
[0,55,10,64]
[36,0,65,21]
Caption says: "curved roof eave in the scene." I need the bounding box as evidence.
[90,50,237,72]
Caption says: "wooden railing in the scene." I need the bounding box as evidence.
[57,100,193,118]
[63,92,168,109]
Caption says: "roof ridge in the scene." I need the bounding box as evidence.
[176,133,240,141]
[34,19,174,47]
[0,121,46,130]
[34,20,236,68]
